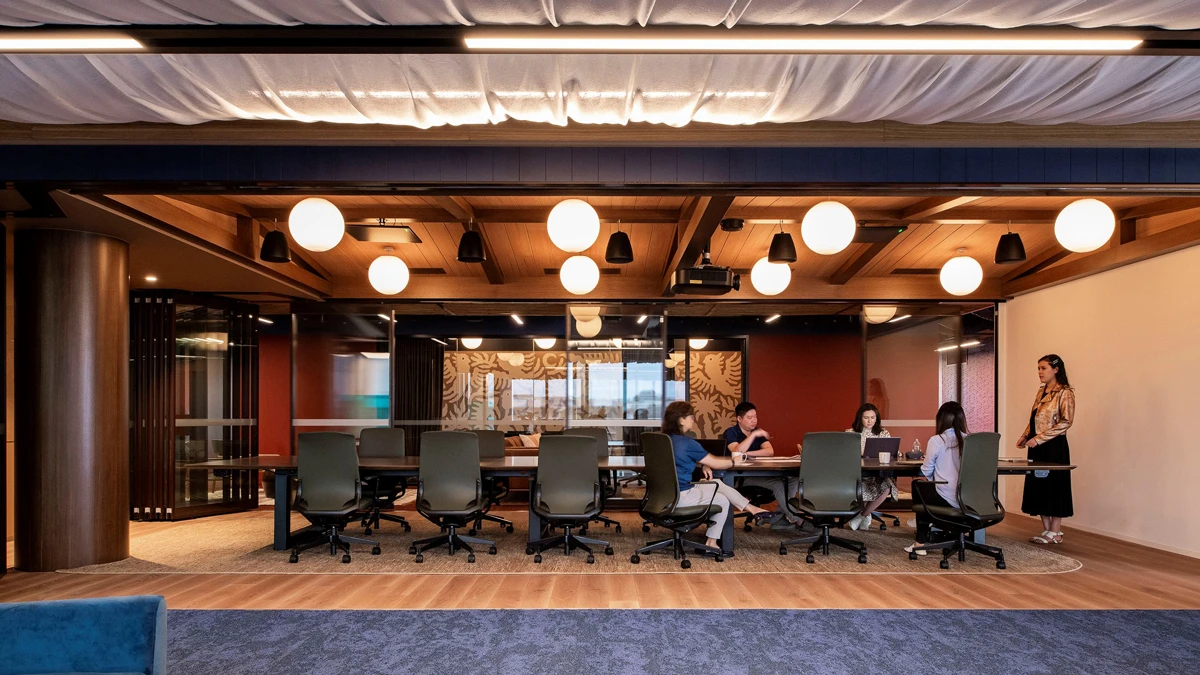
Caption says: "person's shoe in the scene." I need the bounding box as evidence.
[906,518,918,528]
[846,514,861,530]
[770,520,799,532]
[904,544,928,556]
[859,515,874,531]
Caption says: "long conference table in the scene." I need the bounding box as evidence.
[189,455,1075,556]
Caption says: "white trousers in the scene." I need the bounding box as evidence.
[676,481,751,539]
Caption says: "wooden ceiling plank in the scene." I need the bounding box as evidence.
[900,196,981,220]
[1115,198,1200,220]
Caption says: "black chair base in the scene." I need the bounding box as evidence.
[361,507,411,535]
[780,525,867,564]
[470,512,514,535]
[631,530,724,569]
[912,531,1006,569]
[289,522,380,564]
[868,510,902,531]
[583,514,623,534]
[527,524,613,564]
[409,524,496,563]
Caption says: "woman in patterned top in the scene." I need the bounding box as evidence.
[845,403,894,532]
[1019,354,1076,545]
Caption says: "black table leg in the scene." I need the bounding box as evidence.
[720,473,736,556]
[273,470,292,551]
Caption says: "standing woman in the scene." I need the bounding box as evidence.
[1019,354,1075,545]
[845,403,894,531]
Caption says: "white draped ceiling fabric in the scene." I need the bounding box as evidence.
[1,1,1199,127]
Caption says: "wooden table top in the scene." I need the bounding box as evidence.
[187,455,1075,472]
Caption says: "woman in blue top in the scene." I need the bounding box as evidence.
[663,401,772,551]
[905,401,968,556]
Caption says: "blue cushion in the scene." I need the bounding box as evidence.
[0,596,165,675]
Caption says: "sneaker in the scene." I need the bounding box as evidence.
[859,515,874,531]
[904,544,928,556]
[846,514,862,531]
[906,518,917,528]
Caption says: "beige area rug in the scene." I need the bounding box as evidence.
[62,509,1081,576]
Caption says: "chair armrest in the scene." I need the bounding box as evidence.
[294,477,303,501]
[533,480,544,512]
[690,479,723,514]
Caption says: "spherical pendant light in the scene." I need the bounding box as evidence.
[863,306,898,324]
[688,338,709,350]
[548,199,600,253]
[288,197,345,252]
[940,255,984,296]
[576,316,602,338]
[534,338,557,349]
[508,353,526,367]
[750,256,791,296]
[569,306,601,320]
[368,255,410,295]
[800,201,856,255]
[560,255,600,295]
[1055,198,1115,253]
[460,337,482,349]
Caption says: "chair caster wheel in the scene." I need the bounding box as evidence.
[642,525,650,533]
[586,555,595,564]
[680,559,691,570]
[615,525,622,533]
[892,519,901,526]
[467,554,476,563]
[581,527,588,535]
[371,546,381,556]
[605,547,614,556]
[506,525,514,534]
[714,556,724,563]
[414,554,424,563]
[858,554,868,564]
[996,560,1007,570]
[630,554,640,564]
[525,546,535,555]
[364,527,372,535]
[408,545,417,555]
[879,524,887,531]
[288,553,298,563]
[940,559,950,569]
[342,554,352,564]
[489,546,497,555]
[604,521,610,527]
[909,551,919,561]
[779,546,787,556]
[468,529,477,536]
[403,524,411,532]
[805,554,815,564]
[744,524,752,532]
[533,554,542,564]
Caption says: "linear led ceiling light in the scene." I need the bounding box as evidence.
[464,30,1141,54]
[0,33,143,52]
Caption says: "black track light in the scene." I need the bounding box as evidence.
[768,231,797,263]
[260,229,291,263]
[605,230,634,264]
[994,232,1027,264]
[457,229,486,263]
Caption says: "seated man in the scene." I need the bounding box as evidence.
[723,401,803,530]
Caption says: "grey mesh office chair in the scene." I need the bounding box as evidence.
[468,429,515,535]
[527,435,616,564]
[910,432,1006,569]
[779,432,868,564]
[409,431,497,563]
[357,427,411,535]
[565,426,623,533]
[631,432,725,569]
[289,432,380,564]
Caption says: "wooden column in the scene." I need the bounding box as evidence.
[14,229,129,571]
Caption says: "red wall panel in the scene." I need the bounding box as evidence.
[747,333,863,456]
[257,333,291,457]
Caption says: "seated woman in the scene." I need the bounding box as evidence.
[845,403,894,531]
[905,401,968,555]
[662,401,772,551]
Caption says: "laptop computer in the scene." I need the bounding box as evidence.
[863,436,901,460]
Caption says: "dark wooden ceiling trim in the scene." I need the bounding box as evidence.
[660,195,735,295]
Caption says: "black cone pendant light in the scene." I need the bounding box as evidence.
[768,225,797,263]
[605,230,634,264]
[457,228,486,263]
[260,228,292,263]
[994,230,1027,264]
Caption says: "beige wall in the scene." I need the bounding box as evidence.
[1000,244,1200,558]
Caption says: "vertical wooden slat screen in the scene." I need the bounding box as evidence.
[129,291,175,521]
[393,337,444,456]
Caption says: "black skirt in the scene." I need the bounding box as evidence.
[1021,434,1074,518]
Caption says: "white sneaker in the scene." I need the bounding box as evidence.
[846,515,860,530]
[906,518,918,528]
[859,515,873,531]
[904,544,928,556]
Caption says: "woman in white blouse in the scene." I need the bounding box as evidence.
[845,403,894,531]
[905,401,968,555]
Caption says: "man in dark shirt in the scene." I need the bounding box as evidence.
[723,401,802,529]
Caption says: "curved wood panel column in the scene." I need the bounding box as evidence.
[14,230,129,571]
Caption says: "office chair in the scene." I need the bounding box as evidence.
[779,432,868,564]
[565,426,623,533]
[409,431,497,563]
[288,432,380,564]
[467,429,515,535]
[527,435,616,564]
[358,427,411,535]
[631,432,725,569]
[909,432,1007,569]
[734,481,781,531]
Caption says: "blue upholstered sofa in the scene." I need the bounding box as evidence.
[0,595,165,675]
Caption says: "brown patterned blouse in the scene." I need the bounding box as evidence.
[1019,384,1076,445]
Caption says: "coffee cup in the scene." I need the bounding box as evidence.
[878,451,892,464]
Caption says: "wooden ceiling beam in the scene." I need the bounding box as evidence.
[900,196,981,220]
[244,205,682,224]
[1003,217,1200,296]
[164,194,252,218]
[1116,198,1200,220]
[1001,247,1071,283]
[433,196,504,285]
[829,241,890,285]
